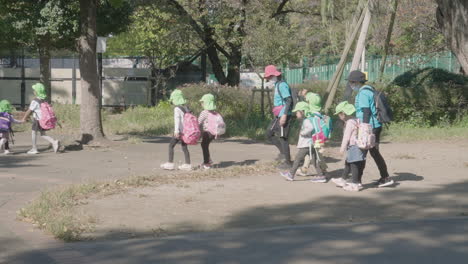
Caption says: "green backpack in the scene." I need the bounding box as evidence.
[309,113,332,144]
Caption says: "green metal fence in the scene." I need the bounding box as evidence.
[284,51,460,85]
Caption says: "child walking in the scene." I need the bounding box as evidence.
[160,89,192,171]
[279,102,326,183]
[198,94,216,170]
[21,83,60,154]
[297,92,329,176]
[332,101,367,192]
[0,100,23,154]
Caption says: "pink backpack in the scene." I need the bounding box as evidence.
[179,107,201,145]
[38,100,57,130]
[356,120,375,150]
[206,111,226,138]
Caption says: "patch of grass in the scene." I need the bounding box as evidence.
[383,122,468,142]
[19,162,276,241]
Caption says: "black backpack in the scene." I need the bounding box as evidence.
[362,85,393,124]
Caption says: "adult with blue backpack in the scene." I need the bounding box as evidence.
[348,70,394,187]
[264,65,294,169]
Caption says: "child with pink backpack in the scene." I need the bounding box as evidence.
[160,89,196,171]
[21,83,60,154]
[331,101,370,192]
[198,94,225,170]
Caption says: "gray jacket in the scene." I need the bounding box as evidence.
[297,118,314,148]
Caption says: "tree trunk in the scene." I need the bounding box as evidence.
[226,48,242,86]
[38,38,52,103]
[9,49,17,68]
[206,43,228,85]
[378,0,398,82]
[78,0,105,144]
[436,0,468,75]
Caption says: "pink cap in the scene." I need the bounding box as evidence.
[264,65,281,78]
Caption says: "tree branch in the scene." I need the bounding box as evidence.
[273,9,321,18]
[271,0,290,18]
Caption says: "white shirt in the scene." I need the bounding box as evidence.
[29,100,42,120]
[174,107,185,134]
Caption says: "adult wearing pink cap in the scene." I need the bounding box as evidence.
[264,65,293,169]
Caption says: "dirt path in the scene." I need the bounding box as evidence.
[0,132,277,262]
[79,139,468,240]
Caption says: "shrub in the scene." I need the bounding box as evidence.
[386,68,468,126]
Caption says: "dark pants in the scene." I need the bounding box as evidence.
[267,116,292,163]
[290,148,324,176]
[310,147,325,176]
[168,137,190,164]
[344,161,366,184]
[201,132,215,164]
[367,127,389,179]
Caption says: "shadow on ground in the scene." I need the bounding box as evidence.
[7,179,468,264]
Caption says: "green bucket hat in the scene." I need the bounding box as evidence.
[169,89,187,106]
[292,101,309,113]
[0,100,13,113]
[32,83,47,100]
[199,93,216,111]
[334,101,356,115]
[305,92,322,113]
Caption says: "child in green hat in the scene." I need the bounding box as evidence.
[0,100,24,154]
[332,101,367,192]
[279,102,326,182]
[197,93,225,169]
[21,83,60,154]
[297,92,329,177]
[160,89,192,171]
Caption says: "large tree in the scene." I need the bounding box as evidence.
[78,0,104,143]
[161,0,314,86]
[436,0,468,75]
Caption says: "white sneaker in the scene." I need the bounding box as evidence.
[52,140,60,153]
[160,162,175,170]
[331,177,348,187]
[27,149,39,155]
[3,150,11,155]
[295,169,308,176]
[178,164,192,171]
[343,183,363,192]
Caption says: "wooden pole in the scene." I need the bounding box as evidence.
[324,3,368,112]
[350,7,371,71]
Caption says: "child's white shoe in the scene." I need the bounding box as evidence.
[27,149,39,155]
[52,140,60,153]
[3,150,11,155]
[331,177,348,187]
[178,164,192,171]
[160,162,175,170]
[343,183,363,192]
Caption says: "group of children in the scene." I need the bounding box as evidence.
[271,68,394,192]
[4,77,390,192]
[277,91,374,192]
[0,83,60,155]
[160,89,223,171]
